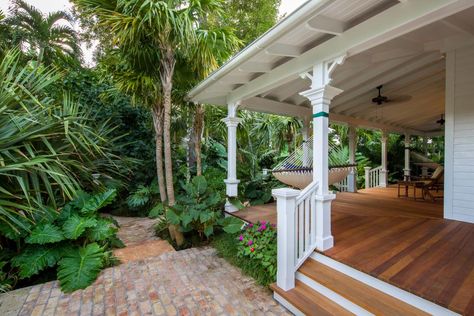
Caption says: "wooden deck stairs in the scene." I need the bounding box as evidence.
[271,253,459,316]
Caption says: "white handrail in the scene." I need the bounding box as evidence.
[365,165,382,188]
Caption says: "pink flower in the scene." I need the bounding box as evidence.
[239,235,243,241]
[250,247,255,252]
[258,224,267,231]
[261,221,266,225]
[248,240,253,246]
[248,223,253,228]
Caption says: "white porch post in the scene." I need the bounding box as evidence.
[300,62,343,251]
[380,131,388,187]
[404,133,411,180]
[272,188,300,291]
[347,125,357,192]
[302,117,311,167]
[222,102,242,212]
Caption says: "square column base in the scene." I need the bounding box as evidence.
[315,194,336,251]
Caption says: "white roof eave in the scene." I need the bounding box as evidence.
[186,0,331,103]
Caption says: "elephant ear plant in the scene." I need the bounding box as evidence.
[9,189,124,293]
[166,176,243,242]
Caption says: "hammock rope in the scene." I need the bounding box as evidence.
[272,136,356,189]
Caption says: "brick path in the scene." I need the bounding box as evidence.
[0,247,290,316]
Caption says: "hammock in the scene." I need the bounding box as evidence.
[272,136,356,189]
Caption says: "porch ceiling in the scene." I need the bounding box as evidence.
[188,0,474,136]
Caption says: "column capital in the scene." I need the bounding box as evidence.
[221,116,242,127]
[300,85,343,106]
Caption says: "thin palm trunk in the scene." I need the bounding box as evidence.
[193,104,204,176]
[160,49,176,206]
[151,105,167,203]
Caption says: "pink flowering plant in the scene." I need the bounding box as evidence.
[237,221,277,278]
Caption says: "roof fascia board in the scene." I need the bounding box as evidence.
[226,0,474,104]
[187,0,332,101]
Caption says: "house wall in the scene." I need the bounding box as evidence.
[444,43,474,223]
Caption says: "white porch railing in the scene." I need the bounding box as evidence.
[334,175,349,192]
[364,166,382,188]
[272,181,319,291]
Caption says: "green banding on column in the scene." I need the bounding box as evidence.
[312,111,329,118]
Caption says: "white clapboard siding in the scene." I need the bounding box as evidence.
[445,43,474,223]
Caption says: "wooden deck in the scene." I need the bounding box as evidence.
[232,187,474,315]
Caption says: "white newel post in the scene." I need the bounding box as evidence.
[380,131,388,188]
[300,64,342,250]
[222,103,242,212]
[404,133,411,180]
[272,188,300,291]
[347,125,357,192]
[364,166,371,189]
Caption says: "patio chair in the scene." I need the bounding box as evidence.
[419,166,444,201]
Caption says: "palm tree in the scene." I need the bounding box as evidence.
[74,0,238,206]
[7,0,80,64]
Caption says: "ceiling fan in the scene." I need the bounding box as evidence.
[371,85,412,105]
[436,114,445,126]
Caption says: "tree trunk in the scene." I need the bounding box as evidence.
[160,49,176,206]
[160,48,184,246]
[151,105,167,203]
[193,104,205,176]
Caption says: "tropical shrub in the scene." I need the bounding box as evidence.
[237,221,277,280]
[166,176,242,239]
[126,181,163,218]
[7,189,123,293]
[0,50,129,234]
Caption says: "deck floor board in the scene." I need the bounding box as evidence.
[231,187,474,315]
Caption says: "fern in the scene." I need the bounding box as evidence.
[26,223,64,244]
[62,215,97,239]
[57,243,104,293]
[127,185,152,208]
[11,246,63,279]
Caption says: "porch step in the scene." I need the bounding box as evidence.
[270,281,353,316]
[272,254,451,315]
[298,258,429,316]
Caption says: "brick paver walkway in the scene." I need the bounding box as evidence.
[0,247,290,316]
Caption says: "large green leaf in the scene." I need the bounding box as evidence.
[86,219,116,242]
[165,208,180,225]
[220,216,244,234]
[57,243,104,293]
[62,215,97,239]
[11,246,63,279]
[192,176,208,195]
[80,189,117,215]
[26,223,64,244]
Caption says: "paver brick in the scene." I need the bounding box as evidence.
[0,247,290,316]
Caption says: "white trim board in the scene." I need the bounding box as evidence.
[273,292,304,316]
[296,272,372,316]
[311,253,460,316]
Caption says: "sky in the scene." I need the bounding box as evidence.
[0,0,307,65]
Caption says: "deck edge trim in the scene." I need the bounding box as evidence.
[296,272,373,316]
[273,292,305,316]
[311,253,460,316]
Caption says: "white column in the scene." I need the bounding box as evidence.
[364,166,372,189]
[272,188,300,291]
[222,103,241,212]
[300,80,342,251]
[404,133,411,180]
[347,125,357,192]
[380,131,388,188]
[302,117,311,167]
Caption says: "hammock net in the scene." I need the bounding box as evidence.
[272,136,356,189]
